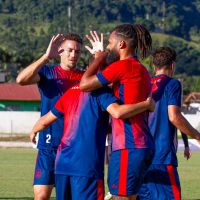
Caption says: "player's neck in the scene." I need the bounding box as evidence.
[155,69,172,77]
[119,50,135,60]
[60,63,75,71]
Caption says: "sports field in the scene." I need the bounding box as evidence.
[0,148,200,200]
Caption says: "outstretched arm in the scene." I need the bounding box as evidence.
[16,34,65,85]
[168,105,200,144]
[30,111,58,144]
[107,97,155,119]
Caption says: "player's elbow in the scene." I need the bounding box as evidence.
[168,106,182,127]
[16,74,31,85]
[79,81,91,92]
[79,82,87,91]
[16,75,25,85]
[169,113,175,123]
[110,110,123,119]
[169,113,181,127]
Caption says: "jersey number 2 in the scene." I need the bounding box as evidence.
[46,134,51,143]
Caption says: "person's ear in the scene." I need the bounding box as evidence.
[119,40,126,49]
[58,45,64,56]
[153,65,157,74]
[170,62,175,76]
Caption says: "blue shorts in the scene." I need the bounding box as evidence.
[33,148,57,185]
[108,148,154,196]
[55,174,104,200]
[137,164,181,200]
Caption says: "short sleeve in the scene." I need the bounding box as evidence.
[94,87,119,111]
[38,65,47,78]
[167,79,182,107]
[96,62,124,85]
[51,96,64,118]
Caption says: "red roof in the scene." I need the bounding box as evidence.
[0,83,40,101]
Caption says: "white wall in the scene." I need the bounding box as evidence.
[182,112,200,132]
[0,111,199,134]
[0,111,40,134]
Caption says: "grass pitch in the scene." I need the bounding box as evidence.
[0,148,199,200]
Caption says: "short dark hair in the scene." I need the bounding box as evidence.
[111,24,152,59]
[152,47,176,68]
[64,33,83,45]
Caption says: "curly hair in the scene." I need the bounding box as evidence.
[152,47,176,68]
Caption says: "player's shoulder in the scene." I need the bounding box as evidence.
[106,59,134,72]
[39,64,59,75]
[167,78,181,88]
[119,57,145,69]
[44,64,59,70]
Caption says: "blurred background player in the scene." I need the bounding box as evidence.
[137,47,200,200]
[16,33,83,200]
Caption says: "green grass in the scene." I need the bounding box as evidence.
[0,149,199,199]
[178,151,200,200]
[0,148,55,199]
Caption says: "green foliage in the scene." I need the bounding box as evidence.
[175,75,200,95]
[0,0,200,93]
[189,26,200,42]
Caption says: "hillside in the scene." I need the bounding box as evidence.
[0,0,200,81]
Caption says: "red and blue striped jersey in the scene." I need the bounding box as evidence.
[37,65,83,150]
[96,57,154,151]
[51,85,118,178]
[149,75,182,166]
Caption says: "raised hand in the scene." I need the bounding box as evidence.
[45,33,65,60]
[184,147,192,160]
[85,31,104,54]
[30,131,37,144]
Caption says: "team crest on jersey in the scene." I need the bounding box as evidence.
[35,169,42,178]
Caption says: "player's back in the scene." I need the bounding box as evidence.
[149,75,182,166]
[52,85,117,179]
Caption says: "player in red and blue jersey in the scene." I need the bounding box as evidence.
[16,33,83,200]
[30,83,155,200]
[80,24,154,200]
[137,47,200,200]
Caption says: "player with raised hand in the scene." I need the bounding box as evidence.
[16,33,83,200]
[80,24,154,200]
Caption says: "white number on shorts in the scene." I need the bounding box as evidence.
[46,134,51,143]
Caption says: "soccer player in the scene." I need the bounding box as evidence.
[16,33,83,200]
[80,24,154,200]
[137,47,200,200]
[30,83,155,200]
